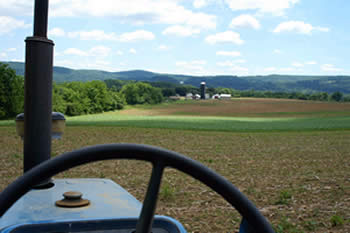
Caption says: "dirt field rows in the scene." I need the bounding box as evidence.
[121,98,350,118]
[1,126,349,232]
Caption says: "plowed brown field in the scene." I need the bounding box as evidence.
[120,98,350,117]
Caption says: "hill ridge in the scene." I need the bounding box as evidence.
[3,61,350,94]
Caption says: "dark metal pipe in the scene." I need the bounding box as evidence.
[200,82,206,99]
[24,0,54,177]
[33,0,49,37]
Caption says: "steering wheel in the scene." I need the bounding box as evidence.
[0,144,275,233]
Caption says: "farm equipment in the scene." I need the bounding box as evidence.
[0,1,275,232]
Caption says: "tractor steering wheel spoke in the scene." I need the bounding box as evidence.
[135,162,165,233]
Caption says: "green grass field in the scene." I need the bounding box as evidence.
[67,113,350,132]
[3,109,349,132]
[1,98,349,232]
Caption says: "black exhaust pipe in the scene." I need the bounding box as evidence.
[23,0,54,184]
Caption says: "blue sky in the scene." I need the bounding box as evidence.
[0,0,349,76]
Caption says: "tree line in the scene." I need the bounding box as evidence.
[0,63,164,119]
[0,62,349,120]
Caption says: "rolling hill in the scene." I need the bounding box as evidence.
[4,61,350,94]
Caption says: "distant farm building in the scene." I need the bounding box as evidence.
[186,93,201,100]
[221,94,231,99]
[212,94,232,99]
[212,94,220,99]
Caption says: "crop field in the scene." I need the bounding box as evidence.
[123,98,350,117]
[0,98,349,232]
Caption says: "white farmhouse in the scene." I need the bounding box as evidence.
[220,94,231,99]
[212,94,231,99]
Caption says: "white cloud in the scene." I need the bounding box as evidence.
[6,48,17,52]
[89,46,111,57]
[280,67,295,72]
[176,60,207,66]
[63,48,88,56]
[186,12,216,30]
[224,0,299,16]
[48,27,65,37]
[273,49,282,54]
[117,50,123,56]
[63,46,110,57]
[94,60,111,66]
[10,58,23,62]
[217,60,246,67]
[67,29,155,42]
[0,52,7,59]
[158,44,170,51]
[314,26,329,32]
[0,0,33,18]
[118,30,155,42]
[234,59,246,64]
[68,30,117,40]
[55,58,117,72]
[54,51,62,57]
[216,60,248,74]
[229,66,249,73]
[292,62,304,67]
[175,60,207,75]
[48,0,216,29]
[273,21,330,35]
[205,31,244,45]
[264,67,277,72]
[230,14,261,30]
[162,25,200,37]
[0,16,30,34]
[193,0,208,8]
[305,61,317,65]
[216,51,241,57]
[129,48,137,54]
[54,59,76,68]
[321,64,342,72]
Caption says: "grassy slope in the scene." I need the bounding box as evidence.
[63,99,350,132]
[2,99,350,132]
[64,114,350,132]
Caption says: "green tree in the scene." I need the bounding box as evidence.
[52,83,67,114]
[62,82,91,116]
[120,82,139,105]
[330,91,343,102]
[162,88,176,97]
[175,86,188,96]
[121,82,163,105]
[106,91,126,110]
[85,80,110,113]
[320,92,329,101]
[0,63,24,119]
[104,79,130,91]
[216,87,232,95]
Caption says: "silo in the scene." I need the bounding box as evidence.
[200,82,206,99]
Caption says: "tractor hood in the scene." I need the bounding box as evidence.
[0,178,141,228]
